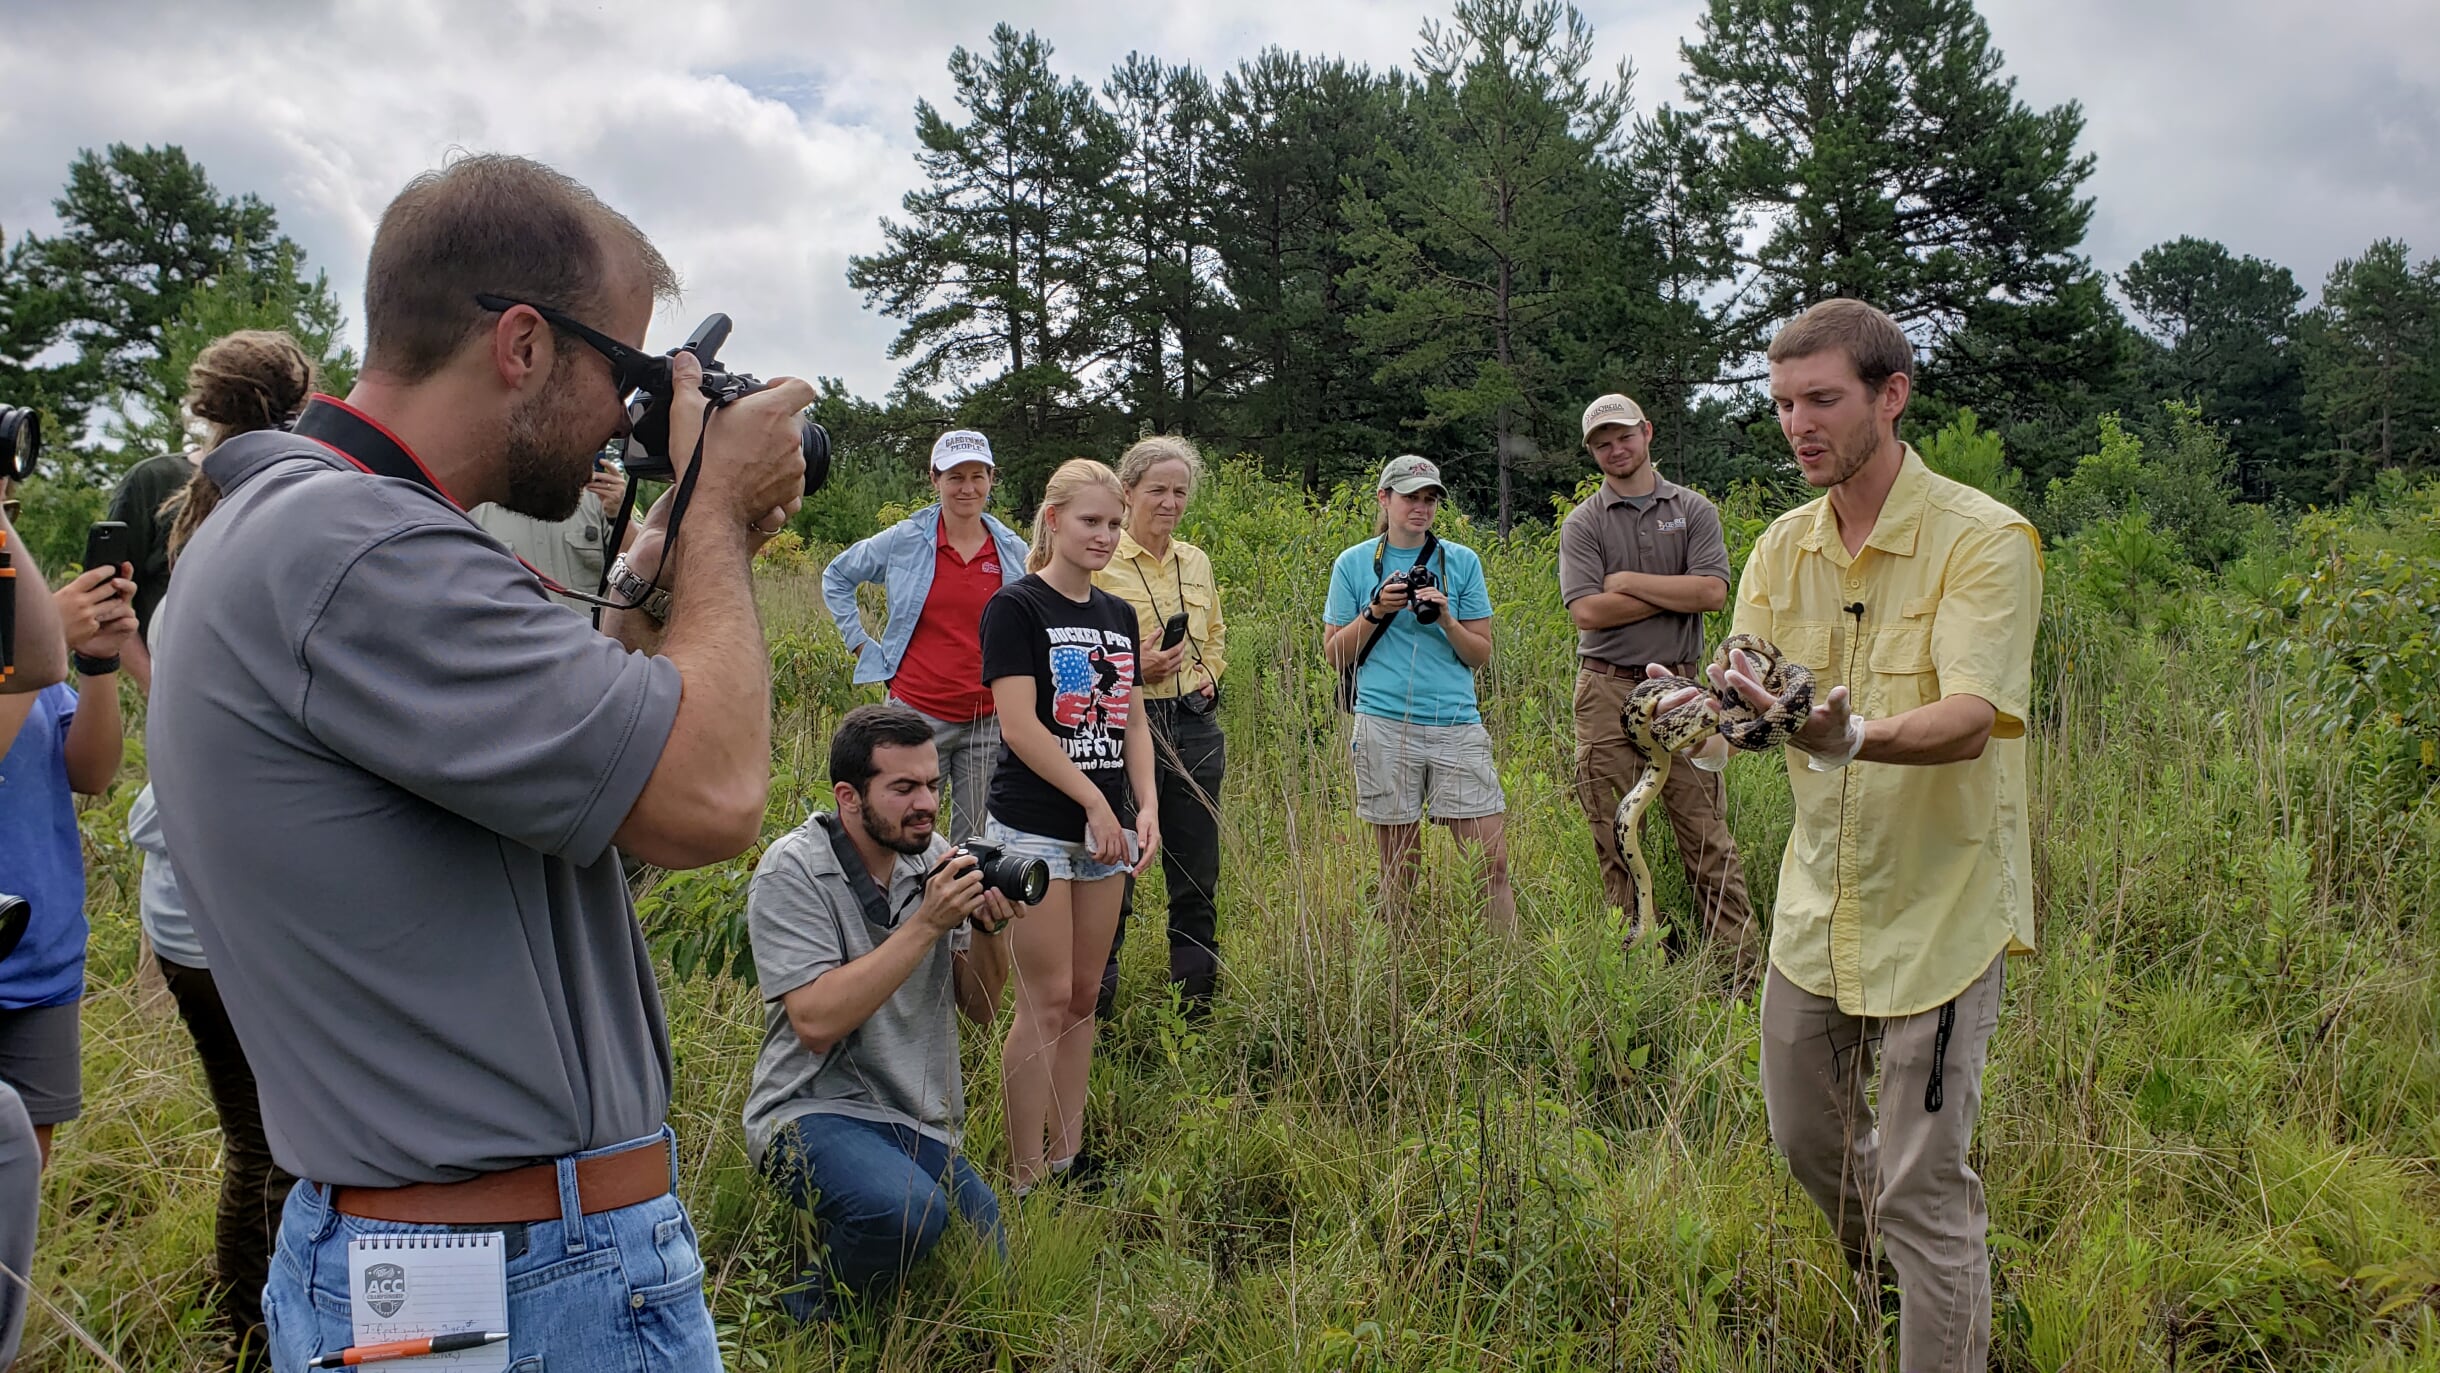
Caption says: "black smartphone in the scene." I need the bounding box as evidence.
[1159,610,1190,650]
[84,521,135,591]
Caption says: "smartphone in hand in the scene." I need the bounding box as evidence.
[1159,610,1189,650]
[83,521,134,593]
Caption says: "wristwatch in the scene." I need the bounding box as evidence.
[1362,605,1387,625]
[606,556,673,624]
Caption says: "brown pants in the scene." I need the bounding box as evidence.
[1571,664,1755,960]
[1761,952,2007,1372]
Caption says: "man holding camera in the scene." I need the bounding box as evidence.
[148,154,809,1370]
[1560,393,1755,974]
[744,704,1016,1323]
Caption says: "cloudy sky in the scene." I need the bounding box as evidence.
[1,0,2434,399]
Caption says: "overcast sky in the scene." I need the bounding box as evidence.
[1,0,2433,400]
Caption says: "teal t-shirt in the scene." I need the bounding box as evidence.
[1324,537,1493,726]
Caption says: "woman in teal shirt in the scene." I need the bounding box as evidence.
[1320,456,1513,934]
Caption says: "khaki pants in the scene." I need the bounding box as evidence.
[1761,951,2007,1372]
[1570,664,1755,961]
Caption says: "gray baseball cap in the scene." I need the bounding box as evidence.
[1377,454,1445,495]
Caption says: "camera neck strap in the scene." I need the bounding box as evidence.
[294,395,677,617]
[814,812,911,934]
[1353,529,1438,670]
[293,395,464,508]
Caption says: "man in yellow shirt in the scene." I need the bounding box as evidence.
[1668,299,2039,1370]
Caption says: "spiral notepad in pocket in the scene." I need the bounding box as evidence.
[347,1232,510,1369]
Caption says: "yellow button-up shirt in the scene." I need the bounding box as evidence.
[1731,446,2042,1016]
[1094,531,1229,700]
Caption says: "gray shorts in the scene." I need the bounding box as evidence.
[1350,715,1506,825]
[0,1002,81,1126]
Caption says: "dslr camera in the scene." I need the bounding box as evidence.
[620,314,831,495]
[1388,564,1442,624]
[928,839,1050,910]
[0,404,38,482]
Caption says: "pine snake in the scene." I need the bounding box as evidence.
[1613,634,1815,947]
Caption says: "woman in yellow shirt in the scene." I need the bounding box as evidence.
[1092,436,1229,1020]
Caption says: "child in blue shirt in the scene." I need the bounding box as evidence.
[0,561,136,1163]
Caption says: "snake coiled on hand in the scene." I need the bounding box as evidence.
[1613,633,1815,948]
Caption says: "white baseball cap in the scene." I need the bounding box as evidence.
[1581,393,1649,439]
[930,430,995,472]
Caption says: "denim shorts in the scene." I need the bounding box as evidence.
[260,1129,719,1372]
[983,817,1128,882]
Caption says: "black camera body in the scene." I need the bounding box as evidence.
[621,314,831,495]
[1390,564,1442,623]
[930,839,1049,909]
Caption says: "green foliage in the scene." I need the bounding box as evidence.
[2119,235,2312,499]
[115,241,357,460]
[29,459,2440,1370]
[1340,0,1632,536]
[2299,237,2440,496]
[845,24,1128,493]
[2042,405,2248,570]
[1912,407,2026,508]
[1671,0,2114,416]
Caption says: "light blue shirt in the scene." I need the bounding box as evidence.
[819,505,1030,686]
[126,783,206,968]
[1324,536,1494,726]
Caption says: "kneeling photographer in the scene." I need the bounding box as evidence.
[147,153,812,1372]
[744,704,1029,1324]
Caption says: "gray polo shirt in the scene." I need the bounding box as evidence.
[741,816,968,1170]
[1558,475,1732,668]
[146,431,683,1188]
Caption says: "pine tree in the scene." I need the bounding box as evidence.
[1343,0,1631,535]
[1207,51,1408,492]
[1672,0,2114,425]
[2299,238,2440,492]
[2119,236,2310,499]
[846,24,1126,489]
[1102,54,1223,436]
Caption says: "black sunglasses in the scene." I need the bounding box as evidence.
[473,294,664,395]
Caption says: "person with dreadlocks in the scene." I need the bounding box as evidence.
[124,329,314,1359]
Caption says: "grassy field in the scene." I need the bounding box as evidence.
[22,462,2440,1370]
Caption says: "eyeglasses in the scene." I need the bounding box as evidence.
[472,294,663,396]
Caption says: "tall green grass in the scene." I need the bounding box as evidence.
[22,462,2440,1369]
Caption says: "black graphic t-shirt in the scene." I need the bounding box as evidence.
[980,573,1141,841]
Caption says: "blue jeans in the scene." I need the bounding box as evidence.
[761,1112,1002,1321]
[259,1130,718,1372]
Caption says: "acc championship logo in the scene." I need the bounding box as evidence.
[363,1261,408,1318]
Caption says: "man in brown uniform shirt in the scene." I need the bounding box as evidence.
[1559,393,1756,971]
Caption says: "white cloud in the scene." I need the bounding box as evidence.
[1,0,2433,405]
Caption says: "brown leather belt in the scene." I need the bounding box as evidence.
[1580,656,1696,681]
[332,1139,671,1225]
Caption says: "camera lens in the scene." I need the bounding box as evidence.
[799,417,831,497]
[0,407,41,484]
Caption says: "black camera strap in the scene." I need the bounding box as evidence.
[1353,529,1438,672]
[294,395,680,617]
[814,812,912,934]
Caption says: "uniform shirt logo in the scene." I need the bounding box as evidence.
[1655,516,1688,531]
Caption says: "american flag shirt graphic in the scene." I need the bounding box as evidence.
[1048,642,1135,734]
